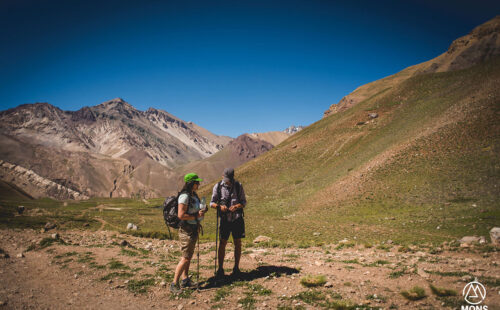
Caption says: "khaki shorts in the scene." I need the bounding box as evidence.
[178,223,198,259]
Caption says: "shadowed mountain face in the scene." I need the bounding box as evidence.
[175,134,278,190]
[324,16,500,117]
[198,17,500,244]
[0,98,231,199]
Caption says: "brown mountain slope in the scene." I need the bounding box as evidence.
[248,131,290,146]
[324,15,500,117]
[176,134,275,187]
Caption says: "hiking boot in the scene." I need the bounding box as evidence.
[215,268,225,279]
[169,282,181,294]
[180,277,194,288]
[231,267,242,279]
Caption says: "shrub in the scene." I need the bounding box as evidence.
[400,286,427,301]
[300,274,327,287]
[429,284,457,297]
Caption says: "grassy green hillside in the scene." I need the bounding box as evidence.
[1,58,498,248]
[199,57,500,245]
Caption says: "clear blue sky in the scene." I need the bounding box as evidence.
[1,1,499,137]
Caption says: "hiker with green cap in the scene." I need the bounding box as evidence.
[210,167,247,279]
[170,173,207,293]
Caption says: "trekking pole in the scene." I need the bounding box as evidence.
[214,205,220,281]
[197,222,201,289]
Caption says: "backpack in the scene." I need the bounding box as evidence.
[162,192,191,229]
[216,180,242,215]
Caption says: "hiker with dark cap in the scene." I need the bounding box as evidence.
[210,167,247,279]
[170,173,207,293]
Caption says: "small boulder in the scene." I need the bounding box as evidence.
[313,232,321,236]
[126,223,134,230]
[145,243,153,251]
[17,206,25,214]
[368,113,379,119]
[253,236,271,244]
[16,253,25,258]
[51,233,59,240]
[44,222,56,231]
[460,236,481,246]
[490,227,500,247]
[324,282,334,288]
[120,240,130,247]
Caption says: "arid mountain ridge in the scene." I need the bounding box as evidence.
[0,99,290,199]
[324,15,500,117]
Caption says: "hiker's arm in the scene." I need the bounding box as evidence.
[178,203,199,221]
[210,184,219,209]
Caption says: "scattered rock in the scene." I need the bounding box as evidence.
[16,253,25,258]
[324,282,334,288]
[44,222,56,231]
[177,304,183,310]
[160,281,166,288]
[368,113,378,119]
[490,227,500,246]
[51,233,59,240]
[356,121,366,126]
[126,223,138,230]
[253,236,272,244]
[120,240,130,247]
[460,236,482,245]
[145,243,153,251]
[83,223,90,227]
[314,261,322,266]
[313,232,321,236]
[17,206,25,214]
[417,269,429,279]
[479,236,486,244]
[386,240,393,244]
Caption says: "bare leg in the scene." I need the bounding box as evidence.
[218,239,228,270]
[173,257,191,284]
[182,258,191,280]
[234,238,241,269]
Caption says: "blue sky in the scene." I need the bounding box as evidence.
[1,0,499,137]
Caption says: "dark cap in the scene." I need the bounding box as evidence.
[223,168,234,183]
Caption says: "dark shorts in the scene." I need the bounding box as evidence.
[220,216,245,240]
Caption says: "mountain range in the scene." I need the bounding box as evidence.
[0,98,291,199]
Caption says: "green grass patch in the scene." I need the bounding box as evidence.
[108,259,130,270]
[238,293,256,310]
[424,270,470,277]
[429,284,457,297]
[300,274,327,287]
[127,278,155,294]
[213,286,232,301]
[120,248,140,257]
[400,286,427,301]
[293,290,325,304]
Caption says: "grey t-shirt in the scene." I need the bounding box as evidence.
[178,193,201,225]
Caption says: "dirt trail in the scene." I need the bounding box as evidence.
[0,229,498,309]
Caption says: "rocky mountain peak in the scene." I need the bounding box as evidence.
[284,125,304,134]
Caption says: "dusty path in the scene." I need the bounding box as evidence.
[0,229,498,309]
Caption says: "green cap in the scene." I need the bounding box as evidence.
[184,173,203,183]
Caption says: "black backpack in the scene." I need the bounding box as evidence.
[162,192,191,229]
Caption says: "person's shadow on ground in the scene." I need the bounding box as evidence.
[198,265,300,290]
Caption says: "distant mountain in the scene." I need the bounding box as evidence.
[283,125,304,134]
[248,131,290,146]
[175,134,276,187]
[0,98,232,199]
[324,15,500,117]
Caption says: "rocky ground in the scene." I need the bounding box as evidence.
[0,229,499,310]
